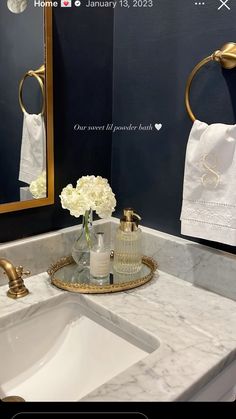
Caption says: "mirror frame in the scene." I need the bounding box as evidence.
[0,6,54,214]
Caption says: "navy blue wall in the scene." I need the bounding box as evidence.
[0,7,113,242]
[111,0,236,252]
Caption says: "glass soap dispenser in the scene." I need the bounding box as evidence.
[114,208,142,275]
[90,232,110,285]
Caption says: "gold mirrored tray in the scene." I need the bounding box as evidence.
[47,256,158,294]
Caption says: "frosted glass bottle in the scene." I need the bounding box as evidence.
[114,208,142,275]
[90,232,110,285]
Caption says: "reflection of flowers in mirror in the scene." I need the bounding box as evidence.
[30,171,47,199]
[7,0,28,14]
[60,176,116,219]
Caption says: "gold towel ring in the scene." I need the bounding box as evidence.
[19,65,45,115]
[185,42,236,122]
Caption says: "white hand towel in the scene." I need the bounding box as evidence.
[20,186,33,202]
[180,120,236,246]
[19,112,46,185]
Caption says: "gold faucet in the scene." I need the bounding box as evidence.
[0,258,30,299]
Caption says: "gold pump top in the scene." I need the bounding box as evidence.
[120,208,141,232]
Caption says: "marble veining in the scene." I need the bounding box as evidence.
[1,219,236,302]
[1,221,236,400]
[0,268,235,401]
[111,219,236,301]
[0,220,111,286]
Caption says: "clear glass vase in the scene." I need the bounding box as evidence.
[72,209,97,275]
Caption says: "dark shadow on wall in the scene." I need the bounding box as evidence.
[51,8,114,229]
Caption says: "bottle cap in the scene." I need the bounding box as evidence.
[120,208,141,232]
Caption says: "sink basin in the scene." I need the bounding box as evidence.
[0,297,158,401]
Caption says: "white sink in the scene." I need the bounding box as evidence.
[0,297,158,401]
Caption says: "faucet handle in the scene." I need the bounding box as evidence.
[0,258,30,299]
[16,266,31,278]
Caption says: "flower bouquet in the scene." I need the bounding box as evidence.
[60,176,116,271]
[29,171,47,199]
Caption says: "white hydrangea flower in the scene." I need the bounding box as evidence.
[60,184,91,218]
[60,176,116,219]
[29,171,47,199]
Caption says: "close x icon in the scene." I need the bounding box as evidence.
[218,0,231,10]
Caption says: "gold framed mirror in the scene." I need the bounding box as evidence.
[0,6,54,214]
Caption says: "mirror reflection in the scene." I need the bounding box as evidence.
[53,262,151,286]
[0,2,46,205]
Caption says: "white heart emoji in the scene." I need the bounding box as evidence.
[155,123,162,131]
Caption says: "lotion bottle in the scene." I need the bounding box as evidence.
[90,232,110,284]
[114,208,142,275]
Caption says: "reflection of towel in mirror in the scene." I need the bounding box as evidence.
[20,187,33,202]
[180,120,236,246]
[19,112,46,185]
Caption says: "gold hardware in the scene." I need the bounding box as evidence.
[1,396,25,402]
[0,258,30,299]
[15,266,31,278]
[33,64,45,78]
[19,64,45,115]
[185,42,236,122]
[120,208,142,232]
[0,7,54,215]
[48,255,158,294]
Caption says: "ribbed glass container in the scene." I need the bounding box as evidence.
[113,228,142,274]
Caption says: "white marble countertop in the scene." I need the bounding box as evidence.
[0,269,236,401]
